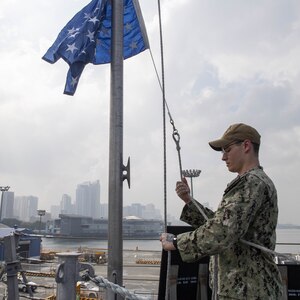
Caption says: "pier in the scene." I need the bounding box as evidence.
[0,249,161,299]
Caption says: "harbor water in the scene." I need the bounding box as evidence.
[275,228,300,254]
[41,237,162,252]
[41,228,300,254]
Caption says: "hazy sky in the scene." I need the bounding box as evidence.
[1,0,300,225]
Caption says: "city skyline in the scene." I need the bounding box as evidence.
[1,189,298,226]
[0,183,164,222]
[1,1,300,225]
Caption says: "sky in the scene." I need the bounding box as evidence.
[1,0,300,225]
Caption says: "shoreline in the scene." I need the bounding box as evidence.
[42,235,160,240]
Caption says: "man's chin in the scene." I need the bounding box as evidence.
[226,166,235,173]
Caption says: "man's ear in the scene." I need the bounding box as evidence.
[243,139,252,153]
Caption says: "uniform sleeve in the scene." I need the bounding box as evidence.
[180,200,215,228]
[177,174,267,263]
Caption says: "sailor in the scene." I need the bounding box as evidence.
[160,123,283,299]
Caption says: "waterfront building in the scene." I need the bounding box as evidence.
[123,216,163,238]
[75,180,100,219]
[46,214,164,239]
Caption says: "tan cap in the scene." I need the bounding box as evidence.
[209,123,261,151]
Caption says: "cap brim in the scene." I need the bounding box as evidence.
[208,138,230,151]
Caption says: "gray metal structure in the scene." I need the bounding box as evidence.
[2,234,38,299]
[0,186,10,222]
[107,0,125,299]
[4,235,20,300]
[55,252,95,300]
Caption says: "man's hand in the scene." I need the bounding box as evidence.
[176,177,192,204]
[160,233,176,251]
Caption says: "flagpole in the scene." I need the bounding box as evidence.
[107,0,124,299]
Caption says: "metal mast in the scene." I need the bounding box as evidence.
[107,0,124,299]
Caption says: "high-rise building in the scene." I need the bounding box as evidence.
[75,180,100,219]
[60,194,73,214]
[128,203,143,218]
[14,196,38,222]
[100,203,108,219]
[142,203,162,220]
[1,191,14,219]
[123,203,162,220]
[50,205,60,219]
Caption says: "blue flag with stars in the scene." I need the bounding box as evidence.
[42,0,149,95]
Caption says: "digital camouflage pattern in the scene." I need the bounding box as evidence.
[177,166,283,299]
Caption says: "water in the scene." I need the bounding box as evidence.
[41,228,300,254]
[276,228,300,254]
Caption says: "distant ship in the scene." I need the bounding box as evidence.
[45,214,164,239]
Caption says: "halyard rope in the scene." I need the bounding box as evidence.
[87,274,152,300]
[155,0,172,299]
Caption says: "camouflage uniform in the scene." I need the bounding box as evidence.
[177,166,283,299]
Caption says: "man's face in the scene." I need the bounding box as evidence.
[221,141,245,174]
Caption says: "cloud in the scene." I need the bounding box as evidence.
[0,0,300,225]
